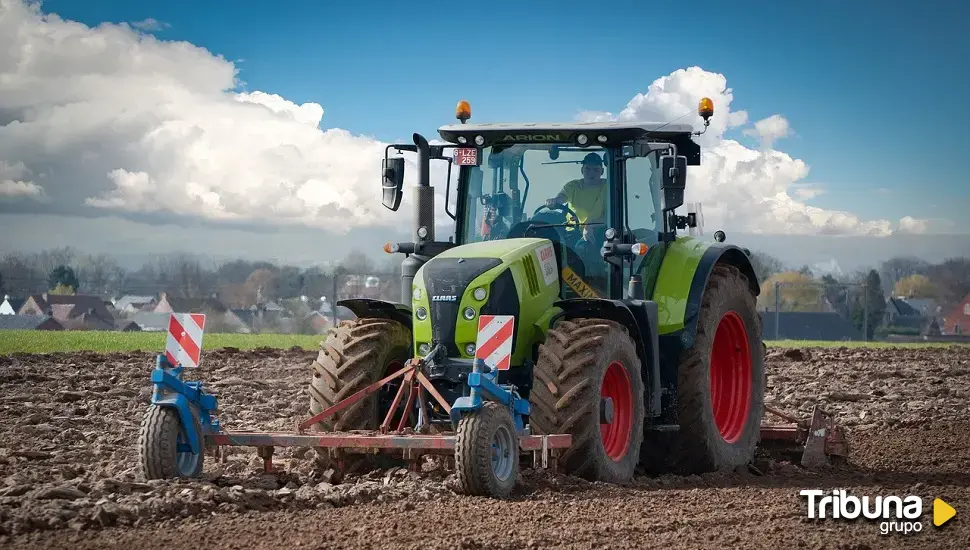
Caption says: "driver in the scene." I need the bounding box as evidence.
[545,152,607,241]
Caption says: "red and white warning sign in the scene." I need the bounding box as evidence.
[165,313,206,369]
[453,147,479,166]
[475,314,515,371]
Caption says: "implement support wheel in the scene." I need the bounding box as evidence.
[454,401,519,499]
[642,264,765,474]
[138,404,204,480]
[529,318,645,483]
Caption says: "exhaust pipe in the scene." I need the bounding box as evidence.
[400,133,435,308]
[412,133,434,243]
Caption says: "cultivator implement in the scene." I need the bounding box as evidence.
[758,404,849,468]
[138,313,570,498]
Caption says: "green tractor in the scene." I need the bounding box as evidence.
[308,97,768,485]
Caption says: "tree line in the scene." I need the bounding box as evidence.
[1,247,967,334]
[749,251,970,339]
[0,247,402,308]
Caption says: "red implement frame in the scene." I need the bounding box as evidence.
[204,357,572,473]
[759,404,849,467]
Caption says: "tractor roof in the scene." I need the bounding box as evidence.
[438,121,697,147]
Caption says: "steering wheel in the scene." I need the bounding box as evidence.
[533,202,580,225]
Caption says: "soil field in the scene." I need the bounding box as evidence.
[1,345,969,549]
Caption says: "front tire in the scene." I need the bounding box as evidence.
[307,317,411,475]
[529,318,645,483]
[644,264,765,474]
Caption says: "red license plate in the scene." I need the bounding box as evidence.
[454,148,479,166]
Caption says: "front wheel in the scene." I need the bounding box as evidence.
[529,318,645,483]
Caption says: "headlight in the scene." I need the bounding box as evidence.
[463,307,476,320]
[413,287,422,300]
[418,343,430,355]
[416,307,427,320]
[465,343,476,356]
[473,287,487,301]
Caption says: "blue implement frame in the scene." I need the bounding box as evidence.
[449,358,531,433]
[148,354,221,455]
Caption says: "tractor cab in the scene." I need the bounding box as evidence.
[381,98,712,303]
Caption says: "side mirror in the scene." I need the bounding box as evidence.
[660,154,687,211]
[382,157,405,211]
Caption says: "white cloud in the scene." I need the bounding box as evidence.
[0,159,43,199]
[576,67,918,237]
[130,18,169,32]
[0,1,937,241]
[0,0,451,236]
[898,216,929,234]
[743,114,792,149]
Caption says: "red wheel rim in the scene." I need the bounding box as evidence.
[710,311,752,443]
[600,360,634,461]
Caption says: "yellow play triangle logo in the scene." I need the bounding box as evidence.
[934,498,956,526]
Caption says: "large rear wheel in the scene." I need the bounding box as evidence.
[642,264,765,474]
[308,317,411,476]
[529,318,644,482]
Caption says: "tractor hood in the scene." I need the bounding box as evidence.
[431,238,550,262]
[410,236,560,363]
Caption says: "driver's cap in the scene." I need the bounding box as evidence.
[582,152,604,166]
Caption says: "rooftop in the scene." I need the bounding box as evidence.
[437,121,696,135]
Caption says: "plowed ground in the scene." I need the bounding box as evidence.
[1,345,969,549]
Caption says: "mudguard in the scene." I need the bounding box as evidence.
[336,298,413,331]
[653,237,758,348]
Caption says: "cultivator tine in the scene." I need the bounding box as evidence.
[381,369,415,433]
[760,404,848,467]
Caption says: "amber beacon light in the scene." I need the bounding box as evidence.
[698,97,714,121]
[456,100,472,123]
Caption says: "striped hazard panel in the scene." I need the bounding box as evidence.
[165,313,206,369]
[475,314,515,371]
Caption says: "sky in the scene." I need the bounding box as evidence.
[1,0,969,270]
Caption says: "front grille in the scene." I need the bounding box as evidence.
[423,257,502,356]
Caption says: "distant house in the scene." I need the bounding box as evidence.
[115,319,143,331]
[114,295,157,315]
[18,293,116,331]
[761,311,864,341]
[0,295,25,315]
[900,298,940,318]
[0,314,64,331]
[153,292,250,333]
[943,293,970,335]
[130,311,174,332]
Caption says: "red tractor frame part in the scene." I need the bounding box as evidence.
[759,404,849,468]
[204,356,572,474]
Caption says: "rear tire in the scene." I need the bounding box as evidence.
[642,264,765,474]
[529,318,644,483]
[307,317,411,476]
[454,401,519,499]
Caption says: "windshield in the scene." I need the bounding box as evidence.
[459,144,608,243]
[458,144,662,244]
[455,142,663,300]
